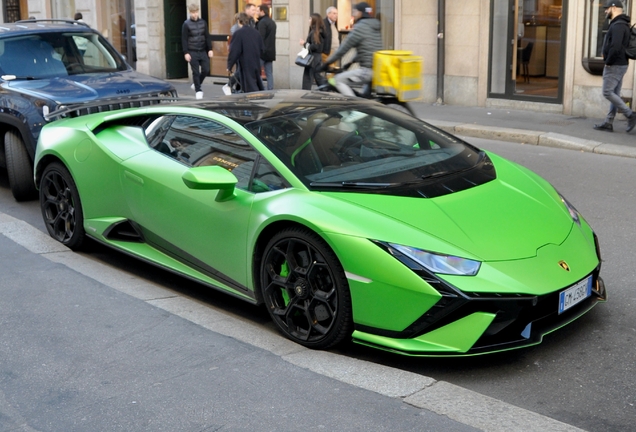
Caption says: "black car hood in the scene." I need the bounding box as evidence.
[2,71,174,104]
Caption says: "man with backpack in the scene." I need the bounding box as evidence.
[594,0,636,133]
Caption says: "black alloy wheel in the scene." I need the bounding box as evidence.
[260,227,352,349]
[39,162,86,250]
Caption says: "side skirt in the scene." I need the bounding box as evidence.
[86,222,257,304]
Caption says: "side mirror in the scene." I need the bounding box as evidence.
[182,165,238,202]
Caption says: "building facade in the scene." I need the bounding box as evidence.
[1,0,627,118]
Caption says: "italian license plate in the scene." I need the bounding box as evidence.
[558,276,592,314]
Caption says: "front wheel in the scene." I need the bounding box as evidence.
[39,162,86,250]
[260,227,353,349]
[5,130,37,201]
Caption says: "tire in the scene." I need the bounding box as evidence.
[5,130,37,201]
[39,162,86,250]
[260,227,353,349]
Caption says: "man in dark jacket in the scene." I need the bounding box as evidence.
[322,6,340,62]
[227,13,264,93]
[595,0,636,132]
[320,2,382,96]
[257,5,276,90]
[182,3,213,99]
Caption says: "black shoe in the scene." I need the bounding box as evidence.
[593,122,613,132]
[628,114,636,132]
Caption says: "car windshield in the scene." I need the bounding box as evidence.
[245,105,490,194]
[0,32,127,79]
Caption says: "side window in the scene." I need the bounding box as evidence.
[252,159,289,193]
[150,115,287,192]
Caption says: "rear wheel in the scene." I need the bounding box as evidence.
[260,227,353,349]
[39,162,86,250]
[5,130,37,201]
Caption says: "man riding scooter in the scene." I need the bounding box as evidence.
[318,2,382,96]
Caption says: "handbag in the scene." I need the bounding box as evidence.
[295,46,314,67]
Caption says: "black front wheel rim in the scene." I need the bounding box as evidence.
[262,237,339,344]
[41,170,77,243]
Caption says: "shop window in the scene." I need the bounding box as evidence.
[489,0,566,102]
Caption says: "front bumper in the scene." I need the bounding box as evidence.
[352,271,606,356]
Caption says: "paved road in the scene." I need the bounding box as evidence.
[337,137,636,432]
[0,232,479,432]
[3,91,634,430]
[0,168,587,429]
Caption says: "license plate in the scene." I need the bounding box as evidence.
[558,276,592,314]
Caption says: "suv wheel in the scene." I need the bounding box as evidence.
[5,130,37,201]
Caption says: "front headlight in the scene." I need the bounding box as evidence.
[558,193,581,226]
[388,243,481,276]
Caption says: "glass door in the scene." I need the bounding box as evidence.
[489,0,566,102]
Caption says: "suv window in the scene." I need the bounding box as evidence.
[0,32,126,78]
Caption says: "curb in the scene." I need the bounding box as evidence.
[425,120,636,159]
[0,212,585,432]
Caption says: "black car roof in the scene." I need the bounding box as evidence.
[174,90,377,124]
[45,91,377,123]
[0,20,95,36]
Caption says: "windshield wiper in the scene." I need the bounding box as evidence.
[310,181,395,188]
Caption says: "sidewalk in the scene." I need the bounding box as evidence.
[169,77,636,159]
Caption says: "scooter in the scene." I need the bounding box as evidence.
[319,62,416,117]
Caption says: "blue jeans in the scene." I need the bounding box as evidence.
[261,59,273,90]
[602,64,632,123]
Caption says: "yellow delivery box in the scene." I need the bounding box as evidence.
[372,50,422,102]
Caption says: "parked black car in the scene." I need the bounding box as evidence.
[0,19,176,201]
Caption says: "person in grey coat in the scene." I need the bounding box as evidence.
[319,2,382,96]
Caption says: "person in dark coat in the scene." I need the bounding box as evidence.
[322,6,340,63]
[227,13,264,93]
[257,5,277,90]
[594,0,636,132]
[300,13,327,90]
[182,3,213,99]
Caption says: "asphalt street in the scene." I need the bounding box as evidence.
[3,80,636,431]
[0,231,482,431]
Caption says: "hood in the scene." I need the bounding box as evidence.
[610,14,631,26]
[3,71,174,104]
[327,154,573,261]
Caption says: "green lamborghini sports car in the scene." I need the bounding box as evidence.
[34,90,607,356]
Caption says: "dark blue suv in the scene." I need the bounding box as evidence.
[0,19,177,201]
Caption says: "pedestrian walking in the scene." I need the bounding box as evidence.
[182,3,213,100]
[257,5,276,90]
[227,12,264,93]
[300,13,327,90]
[231,3,257,34]
[594,0,636,132]
[322,6,340,64]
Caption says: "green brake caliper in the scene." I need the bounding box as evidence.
[280,261,290,306]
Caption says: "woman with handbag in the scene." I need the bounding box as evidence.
[299,13,327,90]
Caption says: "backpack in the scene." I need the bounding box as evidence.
[626,24,636,60]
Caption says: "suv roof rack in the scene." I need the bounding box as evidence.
[15,19,90,28]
